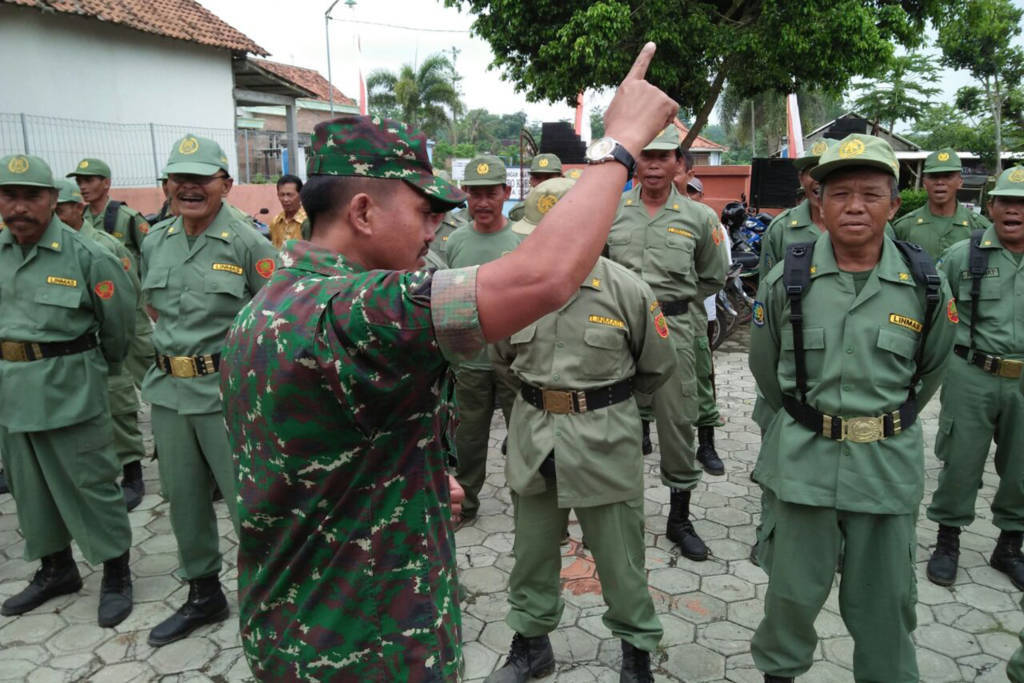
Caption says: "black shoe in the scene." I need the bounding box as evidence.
[696,426,725,476]
[641,420,653,456]
[98,551,133,627]
[148,574,229,646]
[926,524,960,587]
[991,530,1024,590]
[121,461,145,512]
[620,640,653,683]
[0,469,8,495]
[485,632,555,682]
[0,547,82,616]
[666,489,709,561]
[764,675,794,682]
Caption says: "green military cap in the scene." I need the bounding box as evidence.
[0,154,57,188]
[811,134,900,183]
[792,139,831,172]
[923,148,962,174]
[67,157,111,179]
[644,125,680,151]
[988,166,1024,197]
[530,153,562,174]
[56,179,84,203]
[510,177,576,236]
[307,115,466,210]
[461,155,508,186]
[163,134,230,177]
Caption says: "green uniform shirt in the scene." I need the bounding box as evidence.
[85,198,150,267]
[491,258,676,507]
[0,216,135,431]
[429,212,465,265]
[140,202,277,413]
[759,200,822,280]
[892,202,991,260]
[750,232,956,514]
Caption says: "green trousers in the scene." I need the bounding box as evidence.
[125,318,154,389]
[453,366,516,517]
[928,358,1024,530]
[0,412,131,565]
[652,314,699,490]
[694,333,722,428]
[506,488,662,652]
[108,370,143,467]
[752,501,917,682]
[151,405,238,579]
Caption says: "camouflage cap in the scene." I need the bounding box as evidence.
[644,125,681,152]
[988,166,1024,198]
[56,179,84,203]
[792,139,832,172]
[510,177,576,236]
[67,157,111,179]
[811,134,900,183]
[924,148,962,174]
[530,153,563,175]
[307,115,466,210]
[462,155,508,187]
[0,154,57,188]
[163,134,230,176]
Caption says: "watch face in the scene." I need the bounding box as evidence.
[587,137,615,161]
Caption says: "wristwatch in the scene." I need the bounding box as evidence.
[584,137,636,177]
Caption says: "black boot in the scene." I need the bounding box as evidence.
[0,546,82,616]
[0,468,8,495]
[121,460,144,511]
[502,436,509,455]
[696,426,725,476]
[485,632,555,682]
[991,530,1024,590]
[98,551,133,627]
[641,420,653,456]
[620,640,654,683]
[666,489,709,561]
[764,675,794,682]
[148,574,229,646]
[926,525,960,587]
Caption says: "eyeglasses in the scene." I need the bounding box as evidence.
[168,173,229,185]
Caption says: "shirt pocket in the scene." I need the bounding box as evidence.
[779,326,825,386]
[874,328,920,389]
[661,230,696,275]
[581,326,627,380]
[33,286,83,334]
[510,324,537,345]
[204,272,247,317]
[141,266,171,313]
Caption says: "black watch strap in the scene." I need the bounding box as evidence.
[609,144,636,178]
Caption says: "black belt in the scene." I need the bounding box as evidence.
[954,344,1024,379]
[0,334,97,362]
[659,298,692,316]
[521,378,634,414]
[781,394,917,443]
[155,352,221,378]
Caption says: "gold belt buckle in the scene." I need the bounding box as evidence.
[998,359,1023,379]
[169,355,198,378]
[1,341,27,362]
[843,416,885,443]
[541,390,573,414]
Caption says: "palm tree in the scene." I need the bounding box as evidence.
[366,53,464,139]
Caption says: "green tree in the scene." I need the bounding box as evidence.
[937,0,1024,172]
[851,52,941,135]
[444,0,941,149]
[366,53,464,139]
[718,87,843,157]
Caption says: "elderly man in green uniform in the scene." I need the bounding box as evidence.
[141,134,277,647]
[893,148,991,259]
[0,155,136,627]
[55,180,148,511]
[607,124,727,561]
[748,135,957,682]
[218,43,677,681]
[509,153,564,221]
[446,154,522,526]
[924,165,1024,590]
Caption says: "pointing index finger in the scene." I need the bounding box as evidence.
[623,42,656,83]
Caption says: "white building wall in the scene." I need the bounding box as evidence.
[0,5,240,186]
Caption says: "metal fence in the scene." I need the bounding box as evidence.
[0,112,237,187]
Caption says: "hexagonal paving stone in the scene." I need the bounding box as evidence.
[0,613,67,646]
[648,567,700,596]
[696,621,753,656]
[915,622,981,658]
[549,625,601,664]
[662,642,725,682]
[701,573,755,603]
[149,636,217,674]
[672,592,727,625]
[46,623,109,656]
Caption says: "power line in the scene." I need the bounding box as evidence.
[329,17,471,34]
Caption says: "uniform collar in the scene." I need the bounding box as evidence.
[787,199,814,228]
[0,215,67,252]
[622,184,686,212]
[809,231,917,286]
[914,202,971,227]
[580,259,605,291]
[280,239,365,276]
[165,201,234,242]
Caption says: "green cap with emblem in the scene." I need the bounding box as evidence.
[0,154,57,188]
[307,115,466,210]
[510,177,576,236]
[643,125,680,152]
[811,134,900,183]
[461,155,508,187]
[163,134,231,177]
[792,139,832,172]
[988,166,1024,197]
[923,147,961,174]
[67,157,111,179]
[530,153,562,174]
[56,179,84,203]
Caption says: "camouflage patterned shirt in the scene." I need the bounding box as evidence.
[221,240,485,682]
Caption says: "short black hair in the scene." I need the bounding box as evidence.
[680,149,694,171]
[300,175,394,237]
[277,174,303,191]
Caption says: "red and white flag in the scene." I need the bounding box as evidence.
[356,34,368,116]
[786,93,804,159]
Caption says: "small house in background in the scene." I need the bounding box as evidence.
[672,119,727,166]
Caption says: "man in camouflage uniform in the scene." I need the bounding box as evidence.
[509,153,564,221]
[218,43,677,681]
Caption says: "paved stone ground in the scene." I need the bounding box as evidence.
[0,325,1020,682]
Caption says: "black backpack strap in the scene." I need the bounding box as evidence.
[103,200,123,235]
[893,240,941,396]
[782,241,816,402]
[966,229,989,351]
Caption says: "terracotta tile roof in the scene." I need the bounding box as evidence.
[254,59,356,105]
[5,0,267,55]
[673,119,727,152]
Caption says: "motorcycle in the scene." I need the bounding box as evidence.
[720,195,772,259]
[709,261,756,350]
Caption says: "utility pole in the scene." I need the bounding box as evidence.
[325,0,341,116]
